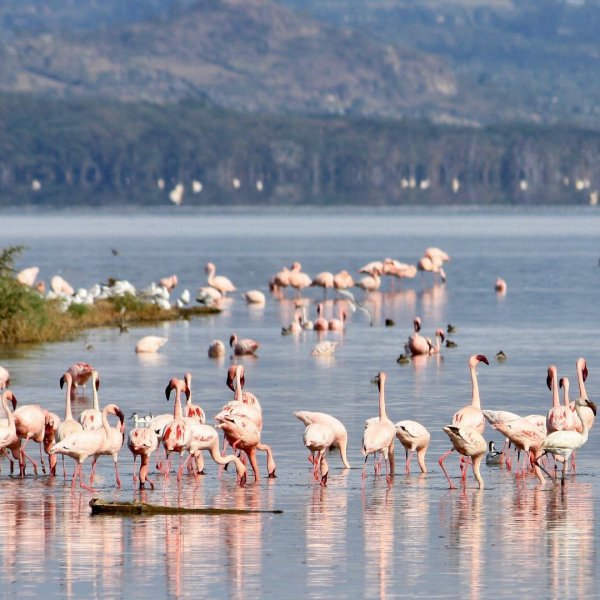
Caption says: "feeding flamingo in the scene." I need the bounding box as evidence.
[205,262,236,296]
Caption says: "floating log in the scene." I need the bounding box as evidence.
[89,497,283,516]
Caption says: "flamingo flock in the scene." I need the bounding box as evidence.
[2,249,596,494]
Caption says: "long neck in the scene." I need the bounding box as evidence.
[234,371,243,403]
[562,381,570,408]
[575,403,590,439]
[2,395,14,427]
[102,408,111,436]
[551,371,559,408]
[577,362,588,398]
[92,377,99,411]
[470,364,481,409]
[65,379,75,420]
[378,379,387,420]
[174,387,183,419]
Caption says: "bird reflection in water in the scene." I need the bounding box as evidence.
[305,483,348,593]
[362,487,395,600]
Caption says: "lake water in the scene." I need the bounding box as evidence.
[0,206,599,599]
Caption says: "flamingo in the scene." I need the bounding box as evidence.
[208,339,226,358]
[355,269,381,292]
[440,425,487,489]
[311,271,334,298]
[243,290,266,305]
[535,395,597,486]
[135,336,167,353]
[358,261,384,275]
[56,372,84,477]
[218,365,262,431]
[229,334,259,356]
[79,370,102,431]
[0,391,20,472]
[546,365,575,434]
[328,306,347,331]
[495,278,507,294]
[492,417,545,477]
[90,403,125,487]
[382,259,417,284]
[405,317,430,356]
[51,275,74,296]
[394,420,431,474]
[66,362,95,397]
[570,357,594,434]
[313,303,329,331]
[302,422,335,485]
[0,366,10,390]
[205,262,236,296]
[159,274,178,291]
[417,256,446,283]
[282,311,303,335]
[162,378,192,480]
[310,340,339,357]
[439,354,488,478]
[333,270,354,291]
[186,423,247,486]
[427,329,445,355]
[128,426,159,489]
[424,247,450,263]
[361,372,396,482]
[16,266,39,287]
[183,372,206,423]
[13,402,50,476]
[293,411,351,469]
[49,404,123,492]
[288,262,312,297]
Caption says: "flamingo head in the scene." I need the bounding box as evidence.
[577,357,588,381]
[165,378,179,400]
[559,377,569,390]
[413,317,422,332]
[435,329,445,342]
[546,366,557,390]
[3,390,17,410]
[205,262,215,274]
[59,372,73,389]
[229,334,237,347]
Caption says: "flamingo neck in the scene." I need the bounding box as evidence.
[92,378,99,411]
[234,371,243,403]
[470,364,481,409]
[562,383,570,408]
[2,395,14,427]
[378,380,387,420]
[575,403,590,439]
[551,372,560,408]
[65,380,75,420]
[174,388,183,419]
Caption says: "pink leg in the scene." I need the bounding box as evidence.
[438,448,456,490]
[113,459,121,488]
[405,449,412,475]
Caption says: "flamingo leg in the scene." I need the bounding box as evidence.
[113,457,121,488]
[438,448,456,489]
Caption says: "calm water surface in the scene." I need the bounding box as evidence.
[0,206,599,599]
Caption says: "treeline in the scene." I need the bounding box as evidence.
[1,94,599,206]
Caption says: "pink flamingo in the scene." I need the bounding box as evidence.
[208,339,226,358]
[186,423,247,486]
[405,317,430,356]
[159,274,178,291]
[328,306,347,331]
[135,336,167,353]
[0,391,21,472]
[492,417,545,478]
[13,402,50,476]
[440,425,486,489]
[293,411,351,469]
[570,357,594,434]
[439,354,488,478]
[333,270,354,291]
[43,412,60,476]
[417,256,446,283]
[0,366,10,390]
[427,329,445,355]
[205,262,236,296]
[66,362,96,397]
[91,403,125,487]
[128,426,159,489]
[56,372,83,477]
[394,420,431,474]
[302,422,335,485]
[288,262,312,297]
[313,303,329,331]
[495,278,507,294]
[311,271,335,298]
[424,247,451,263]
[358,261,383,275]
[49,403,123,492]
[182,372,206,423]
[78,370,102,431]
[361,372,396,482]
[546,365,575,434]
[283,311,303,335]
[218,365,262,431]
[162,378,192,481]
[356,269,381,292]
[536,395,597,486]
[229,333,259,356]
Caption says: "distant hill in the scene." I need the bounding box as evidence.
[0,0,463,122]
[279,0,600,127]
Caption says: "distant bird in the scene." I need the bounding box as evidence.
[395,420,431,474]
[111,248,119,256]
[405,316,430,356]
[495,278,507,294]
[205,262,236,296]
[159,274,178,292]
[78,370,102,431]
[208,339,226,358]
[310,340,339,357]
[417,256,446,283]
[396,354,411,365]
[51,275,74,296]
[128,426,159,489]
[16,266,39,288]
[311,272,335,298]
[495,350,507,362]
[424,247,450,263]
[243,290,266,305]
[447,324,458,334]
[336,289,374,326]
[129,412,155,428]
[485,440,503,465]
[355,269,381,292]
[302,422,335,485]
[333,270,354,291]
[446,339,458,348]
[288,262,312,297]
[328,306,347,331]
[65,362,95,397]
[135,336,167,354]
[197,286,222,306]
[230,334,259,356]
[313,303,329,331]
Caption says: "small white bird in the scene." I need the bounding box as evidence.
[135,336,167,354]
[243,290,266,305]
[310,340,339,357]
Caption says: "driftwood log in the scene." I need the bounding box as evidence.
[89,497,283,516]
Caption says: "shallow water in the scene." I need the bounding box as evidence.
[1,206,599,599]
